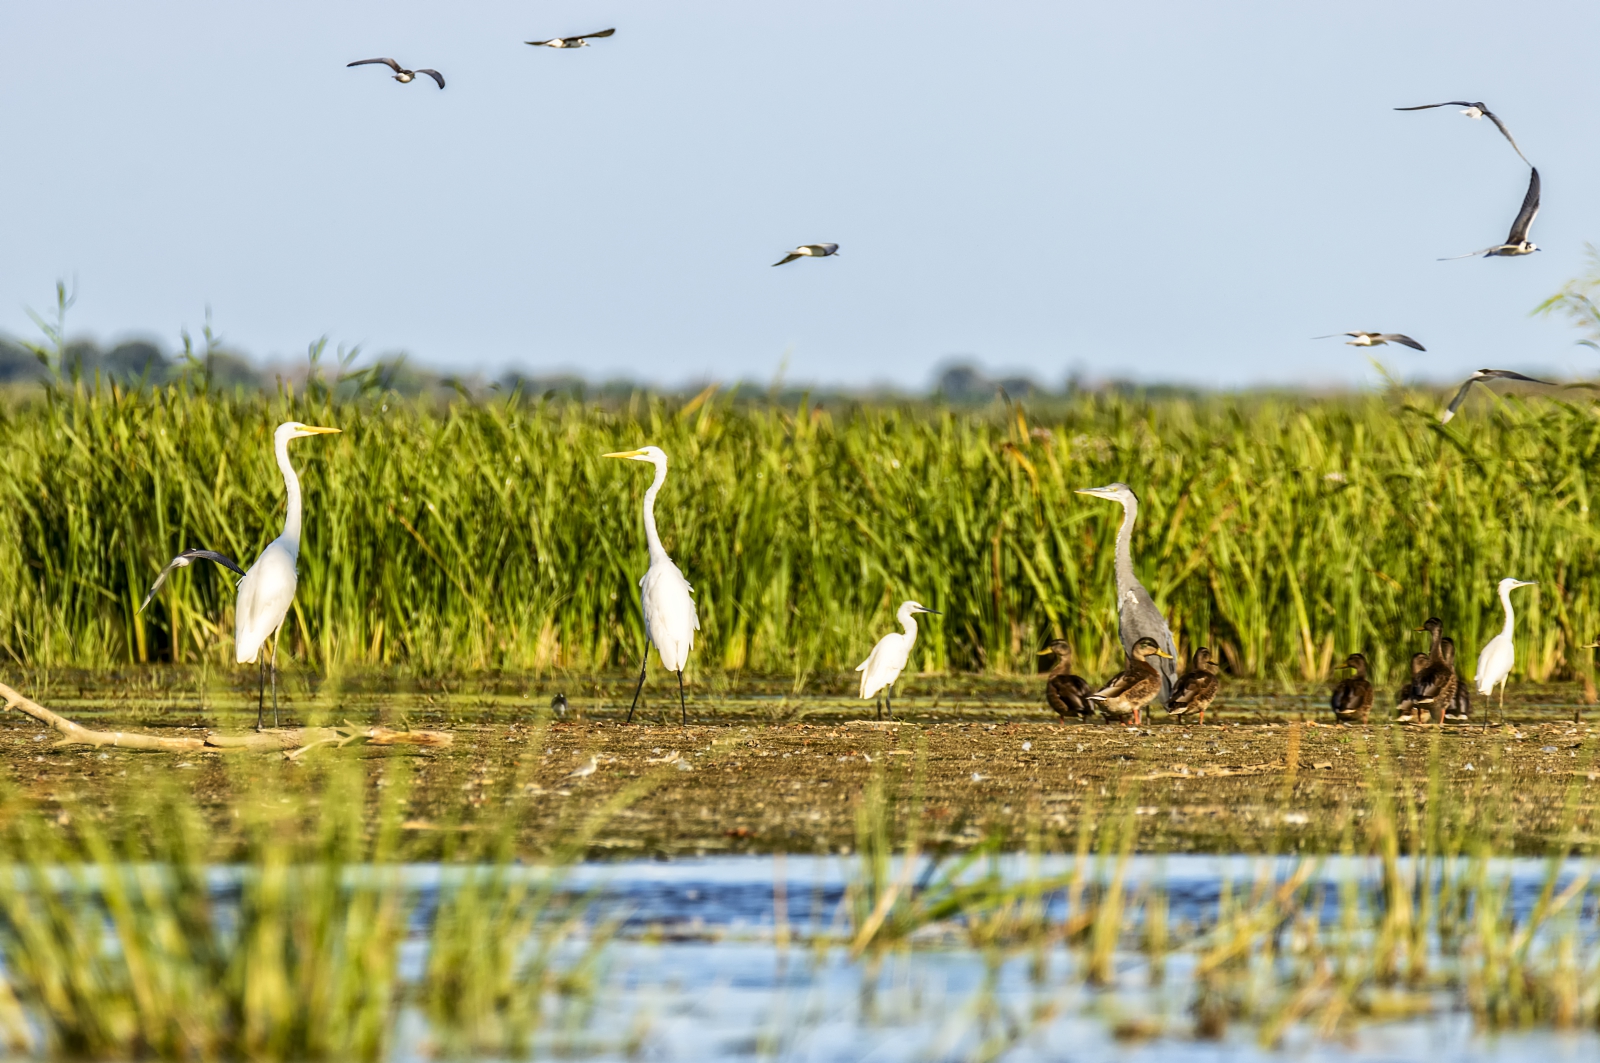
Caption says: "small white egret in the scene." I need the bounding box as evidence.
[605,446,699,724]
[856,600,940,720]
[1475,577,1536,727]
[143,421,339,729]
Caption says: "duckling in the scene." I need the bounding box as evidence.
[1412,635,1460,725]
[1087,636,1173,725]
[1395,652,1429,721]
[1038,640,1092,721]
[1331,653,1373,724]
[1166,647,1220,723]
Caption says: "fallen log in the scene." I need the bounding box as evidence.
[1,682,452,758]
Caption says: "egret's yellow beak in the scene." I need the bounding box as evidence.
[604,449,648,460]
[301,425,341,435]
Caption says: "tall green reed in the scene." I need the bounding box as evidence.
[4,368,1598,685]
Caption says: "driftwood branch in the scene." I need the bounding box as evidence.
[1,682,452,757]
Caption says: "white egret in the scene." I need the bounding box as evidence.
[142,421,339,729]
[604,446,699,724]
[236,421,341,728]
[856,600,940,720]
[1475,577,1536,727]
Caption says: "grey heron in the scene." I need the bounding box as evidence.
[347,58,445,89]
[1087,636,1172,725]
[1440,167,1540,259]
[1075,482,1178,699]
[1395,101,1530,166]
[526,28,616,48]
[1166,647,1220,723]
[857,601,940,720]
[1330,653,1373,724]
[1439,369,1554,423]
[1038,639,1092,721]
[772,244,839,267]
[605,446,699,725]
[1313,331,1426,351]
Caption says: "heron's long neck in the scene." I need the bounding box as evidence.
[277,433,302,559]
[642,460,670,566]
[1498,587,1518,638]
[1114,498,1138,588]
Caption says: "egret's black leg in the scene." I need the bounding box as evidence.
[256,656,265,731]
[875,696,882,722]
[678,669,686,726]
[885,684,893,721]
[625,651,648,724]
[271,633,280,729]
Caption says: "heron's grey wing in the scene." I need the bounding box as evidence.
[1394,102,1475,111]
[577,28,616,39]
[1440,377,1479,423]
[1506,167,1540,244]
[416,69,445,89]
[772,253,801,266]
[348,58,402,72]
[1379,334,1426,351]
[1483,112,1531,165]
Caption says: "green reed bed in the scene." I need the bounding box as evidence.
[3,370,1599,691]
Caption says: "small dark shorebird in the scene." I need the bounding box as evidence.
[1331,653,1373,724]
[526,28,616,48]
[1440,167,1540,259]
[1313,331,1426,351]
[1166,647,1220,724]
[772,243,840,267]
[1088,637,1172,726]
[1038,640,1093,721]
[1395,100,1530,166]
[347,58,445,88]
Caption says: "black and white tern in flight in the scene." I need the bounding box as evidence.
[1314,331,1426,351]
[138,549,247,614]
[347,58,445,89]
[1441,168,1541,260]
[772,243,840,267]
[526,28,616,48]
[1439,370,1554,424]
[1395,101,1530,166]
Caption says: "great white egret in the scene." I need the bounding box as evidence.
[1075,482,1178,700]
[857,600,940,720]
[604,446,699,724]
[142,421,339,729]
[1475,577,1536,727]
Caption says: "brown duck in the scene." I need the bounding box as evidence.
[1331,653,1373,724]
[1412,633,1460,725]
[1088,637,1172,725]
[1395,651,1430,721]
[1039,640,1092,721]
[1166,647,1220,723]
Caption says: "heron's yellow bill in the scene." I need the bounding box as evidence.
[604,449,648,459]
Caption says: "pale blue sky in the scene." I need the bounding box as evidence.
[3,1,1598,389]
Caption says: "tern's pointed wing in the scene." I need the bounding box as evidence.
[771,253,801,266]
[1379,334,1426,351]
[138,548,245,613]
[1483,112,1531,165]
[1439,247,1498,261]
[348,58,402,72]
[525,38,555,46]
[1480,369,1554,385]
[1439,377,1479,423]
[1394,101,1478,111]
[1506,167,1540,244]
[576,28,616,39]
[416,69,445,89]
[812,243,840,256]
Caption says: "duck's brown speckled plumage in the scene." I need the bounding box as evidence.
[1088,637,1172,725]
[1039,640,1092,721]
[1331,653,1373,724]
[1166,647,1219,723]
